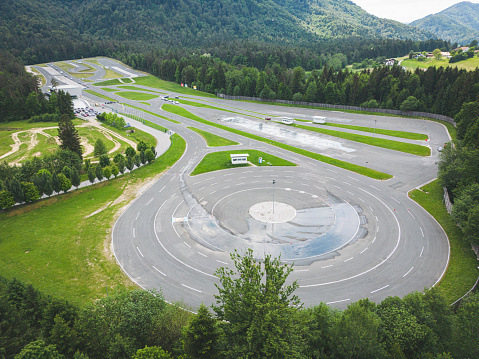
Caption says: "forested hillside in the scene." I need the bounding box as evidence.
[410,1,479,44]
[0,0,437,65]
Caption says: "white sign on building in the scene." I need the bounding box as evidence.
[230,153,249,164]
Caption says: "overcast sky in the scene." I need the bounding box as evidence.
[352,0,479,23]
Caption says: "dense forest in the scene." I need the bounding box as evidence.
[1,251,478,359]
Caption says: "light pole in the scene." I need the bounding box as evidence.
[272,180,276,213]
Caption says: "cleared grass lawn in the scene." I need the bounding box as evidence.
[94,79,125,86]
[56,62,75,71]
[316,122,428,140]
[0,133,186,305]
[123,103,181,124]
[178,99,259,118]
[75,126,117,156]
[84,90,116,102]
[104,69,123,79]
[191,149,296,176]
[118,85,163,93]
[0,129,15,156]
[134,75,217,98]
[409,180,479,304]
[163,104,392,180]
[115,91,158,101]
[101,123,157,149]
[292,123,431,156]
[140,102,151,106]
[402,56,479,71]
[100,87,117,92]
[188,127,239,147]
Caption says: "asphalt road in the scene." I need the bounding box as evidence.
[37,58,451,309]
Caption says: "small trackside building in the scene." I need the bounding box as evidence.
[281,117,294,124]
[230,154,249,164]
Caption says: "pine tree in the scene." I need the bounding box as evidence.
[58,115,83,160]
[70,167,81,188]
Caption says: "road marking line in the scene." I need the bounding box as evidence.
[216,260,228,265]
[375,215,378,221]
[408,210,415,219]
[376,226,379,233]
[347,191,354,195]
[152,266,166,276]
[159,186,165,193]
[327,298,350,304]
[333,185,340,189]
[210,191,216,195]
[403,267,414,277]
[182,284,202,293]
[321,265,333,269]
[199,187,205,191]
[295,269,309,272]
[420,227,424,237]
[347,176,359,181]
[169,176,175,182]
[369,185,380,191]
[360,247,368,254]
[344,257,353,262]
[198,252,207,257]
[391,197,400,203]
[359,198,365,202]
[368,205,374,211]
[137,247,144,257]
[372,236,376,243]
[371,285,389,293]
[420,246,424,257]
[146,198,153,206]
[170,193,175,199]
[135,212,140,220]
[211,182,217,186]
[184,242,191,248]
[133,228,135,238]
[325,169,337,173]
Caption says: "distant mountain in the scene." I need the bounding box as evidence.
[1,0,435,53]
[410,1,479,44]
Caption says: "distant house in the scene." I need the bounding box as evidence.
[384,58,396,66]
[415,54,426,59]
[441,51,451,58]
[426,53,434,58]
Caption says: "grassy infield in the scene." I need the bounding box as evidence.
[2,73,475,306]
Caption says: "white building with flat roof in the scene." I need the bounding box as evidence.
[281,117,294,124]
[55,85,82,98]
[230,153,249,164]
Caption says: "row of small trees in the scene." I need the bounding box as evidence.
[0,139,157,210]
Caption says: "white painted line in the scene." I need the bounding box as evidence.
[170,193,175,199]
[321,265,333,269]
[420,246,424,257]
[347,176,359,182]
[408,210,415,220]
[376,226,379,233]
[327,298,350,304]
[182,284,202,293]
[369,185,380,191]
[169,176,175,182]
[224,186,230,189]
[137,247,144,257]
[236,182,244,185]
[210,182,218,186]
[375,215,378,222]
[333,185,340,189]
[198,252,207,257]
[403,267,414,277]
[210,191,216,195]
[159,186,165,193]
[359,198,365,202]
[184,241,191,248]
[199,187,206,191]
[420,227,424,237]
[368,205,374,212]
[372,236,376,243]
[347,191,354,195]
[152,266,166,276]
[391,197,400,204]
[325,168,337,173]
[224,173,234,177]
[216,260,228,265]
[295,269,309,272]
[344,257,353,262]
[371,285,389,294]
[146,198,153,206]
[133,228,135,238]
[135,212,140,220]
[360,247,368,254]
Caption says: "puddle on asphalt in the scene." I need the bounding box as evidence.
[222,117,355,153]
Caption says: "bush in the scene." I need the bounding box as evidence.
[99,154,110,168]
[28,113,61,123]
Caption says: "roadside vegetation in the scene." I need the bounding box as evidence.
[134,75,217,98]
[114,91,158,101]
[312,122,429,140]
[123,103,181,123]
[292,123,431,156]
[93,78,133,86]
[188,127,239,147]
[84,90,116,102]
[191,149,295,175]
[163,104,392,180]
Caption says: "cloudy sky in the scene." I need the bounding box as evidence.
[352,0,479,23]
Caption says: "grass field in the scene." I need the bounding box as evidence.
[94,79,125,86]
[117,85,163,93]
[115,91,158,101]
[163,104,392,180]
[409,180,479,304]
[31,68,46,87]
[140,102,151,106]
[178,99,260,118]
[402,56,479,71]
[191,149,296,176]
[134,76,217,98]
[0,134,186,305]
[316,122,429,140]
[292,123,431,156]
[188,127,239,147]
[84,90,116,102]
[100,88,117,92]
[104,69,123,79]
